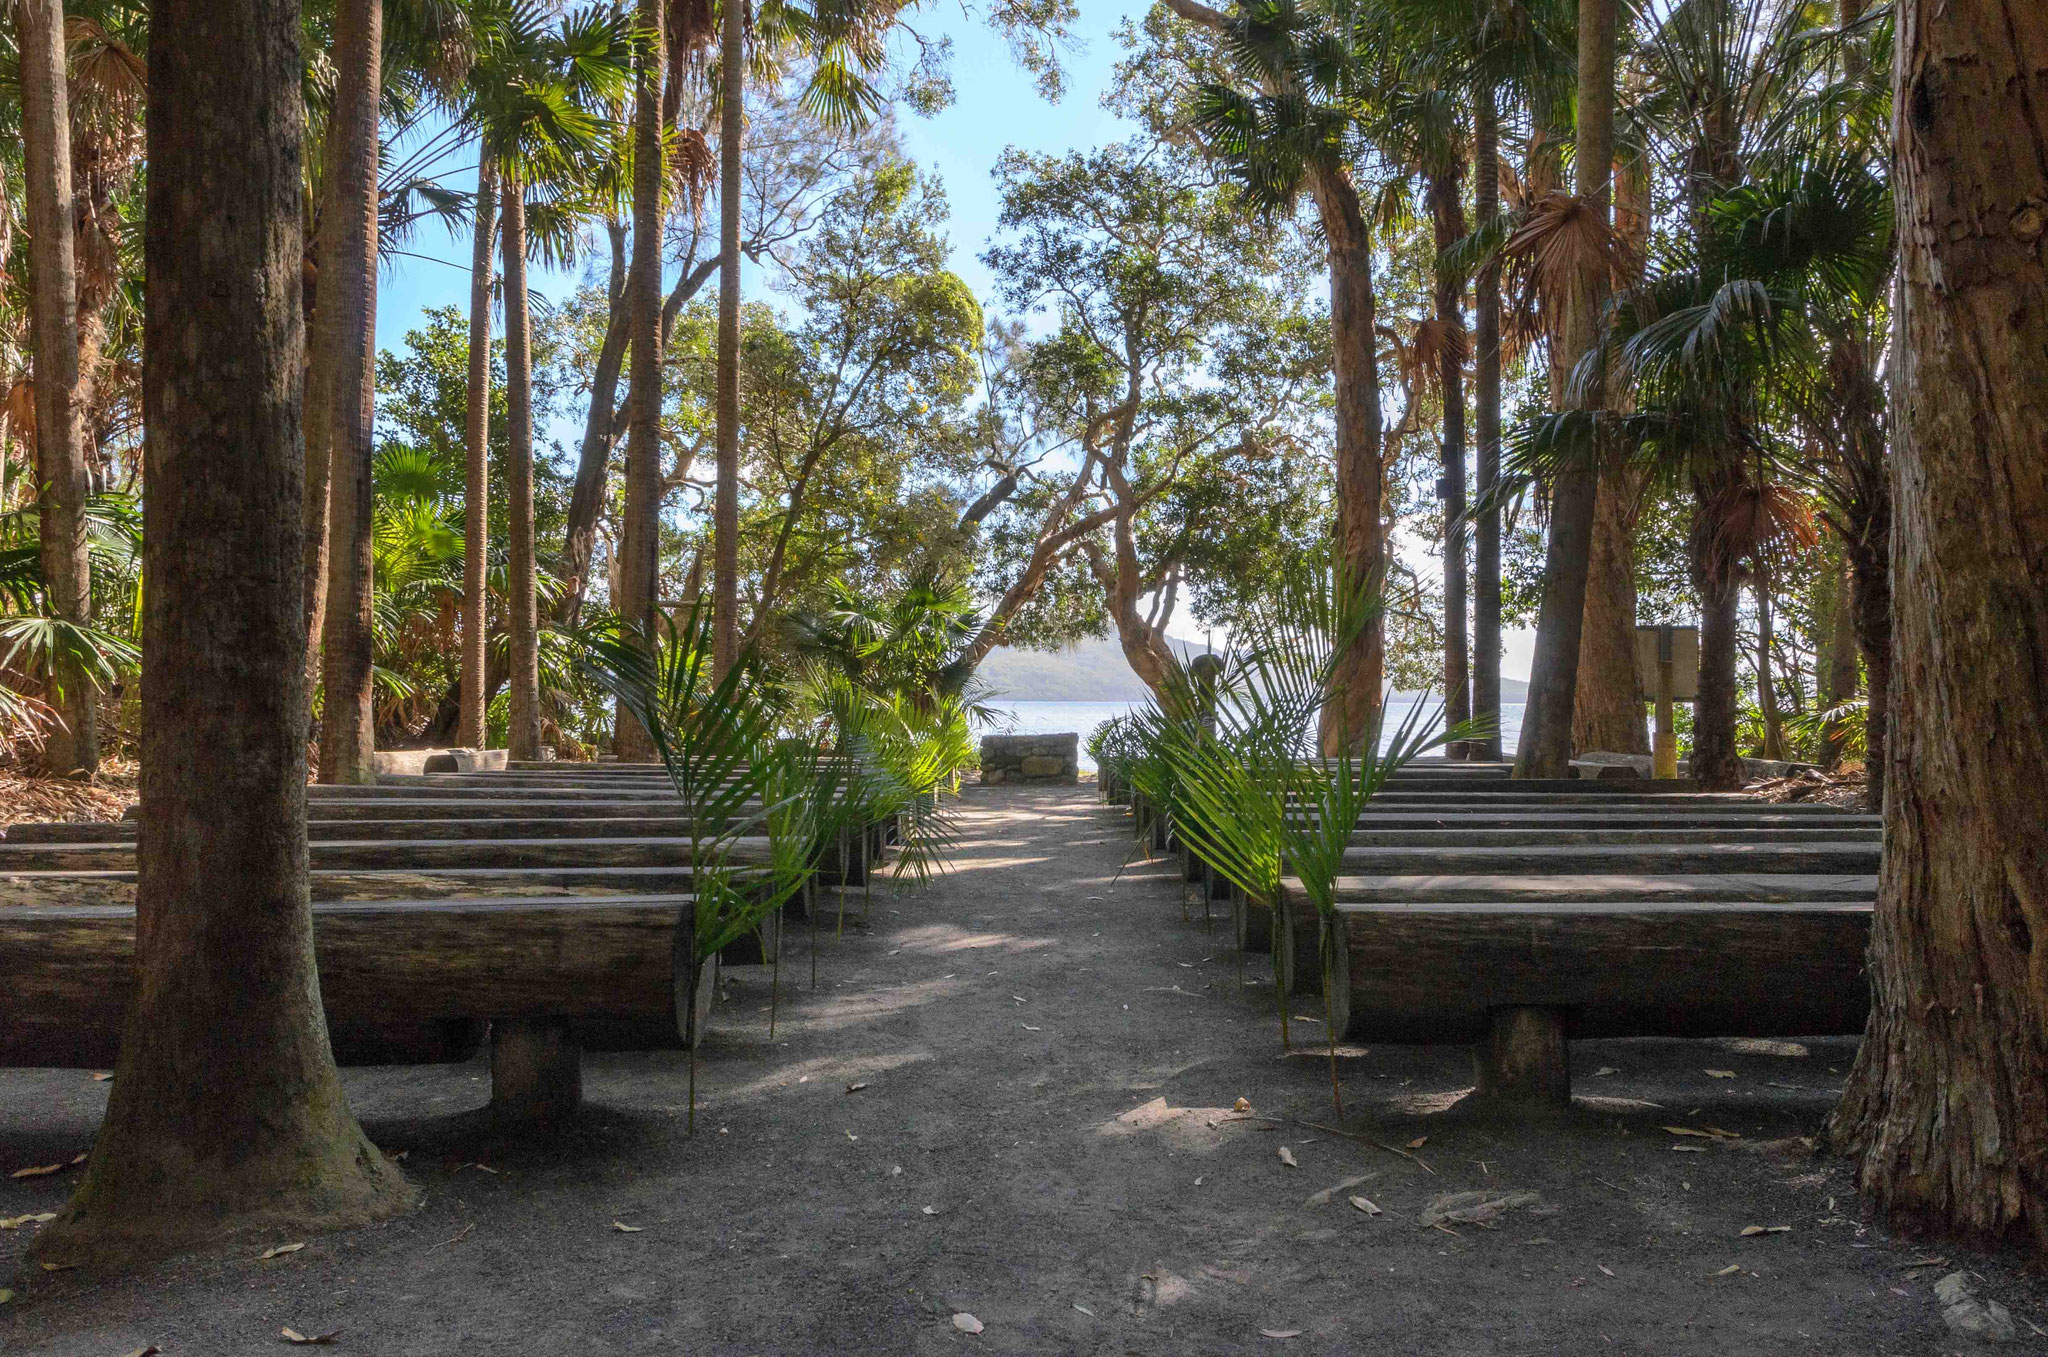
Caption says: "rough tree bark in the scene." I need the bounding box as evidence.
[33,0,412,1262]
[1820,551,1858,766]
[1470,84,1504,762]
[1688,501,1744,790]
[1428,163,1470,758]
[711,0,743,675]
[1572,469,1649,755]
[458,158,497,751]
[313,0,382,785]
[16,0,99,777]
[1830,0,2048,1247]
[1310,162,1386,754]
[617,1,665,758]
[500,181,542,761]
[1845,525,1890,811]
[1513,0,1615,778]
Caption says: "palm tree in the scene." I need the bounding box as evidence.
[707,0,903,676]
[458,2,633,756]
[458,155,497,750]
[1177,0,1393,752]
[1511,0,1617,779]
[12,0,98,776]
[36,0,413,1262]
[311,0,385,785]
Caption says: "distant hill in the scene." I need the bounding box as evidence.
[976,635,1529,704]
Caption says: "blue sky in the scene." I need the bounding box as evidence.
[370,0,1536,678]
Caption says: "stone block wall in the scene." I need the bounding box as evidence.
[980,732,1079,786]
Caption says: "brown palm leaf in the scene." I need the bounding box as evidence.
[1500,190,1640,343]
[1700,479,1819,580]
[669,125,716,215]
[1408,315,1470,398]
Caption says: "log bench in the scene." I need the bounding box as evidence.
[1271,895,1871,1103]
[0,895,714,1124]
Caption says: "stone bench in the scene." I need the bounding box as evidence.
[979,732,1079,785]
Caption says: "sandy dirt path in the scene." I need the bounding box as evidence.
[0,784,2042,1354]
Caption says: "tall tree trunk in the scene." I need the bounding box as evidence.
[458,159,497,751]
[1688,512,1743,790]
[1471,84,1504,762]
[1572,469,1649,754]
[1820,550,1858,765]
[15,0,98,777]
[1428,164,1470,757]
[1832,0,2048,1245]
[35,0,412,1262]
[1752,572,1787,759]
[1513,0,1615,779]
[1845,528,1890,810]
[501,183,542,761]
[313,0,382,785]
[711,0,743,675]
[558,218,628,623]
[1309,163,1385,755]
[617,4,665,758]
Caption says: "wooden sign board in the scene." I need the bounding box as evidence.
[1634,624,1699,702]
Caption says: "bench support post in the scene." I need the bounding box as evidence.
[491,1017,582,1124]
[1474,1006,1569,1107]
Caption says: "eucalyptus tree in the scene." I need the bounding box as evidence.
[974,140,1331,705]
[36,0,413,1263]
[1831,0,2048,1251]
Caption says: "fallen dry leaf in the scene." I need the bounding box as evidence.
[1406,1137,1427,1150]
[845,1082,869,1094]
[0,1290,12,1305]
[921,1205,938,1215]
[1277,1146,1298,1168]
[280,1327,342,1345]
[1664,1126,1715,1139]
[120,1348,160,1357]
[1259,1329,1304,1339]
[1233,1097,1252,1113]
[610,1221,644,1233]
[1350,1196,1382,1217]
[952,1312,983,1334]
[1714,1264,1742,1277]
[1073,1303,1093,1316]
[1739,1225,1791,1237]
[1593,1067,1619,1077]
[10,1164,60,1178]
[91,1073,113,1082]
[1597,1264,1616,1277]
[0,1213,56,1229]
[1901,1256,1948,1270]
[67,1153,85,1166]
[1671,1145,1706,1153]
[37,1261,73,1273]
[1021,1025,1041,1032]
[259,1242,306,1260]
[1705,1070,1737,1079]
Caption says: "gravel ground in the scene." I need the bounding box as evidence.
[1,783,2042,1355]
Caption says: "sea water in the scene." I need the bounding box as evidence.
[984,699,1528,773]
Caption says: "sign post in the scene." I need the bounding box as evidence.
[1633,624,1699,780]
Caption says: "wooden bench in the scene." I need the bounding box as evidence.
[0,895,713,1124]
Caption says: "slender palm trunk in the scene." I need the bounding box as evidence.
[1513,0,1615,779]
[1572,467,1649,755]
[1753,572,1786,760]
[459,158,498,751]
[618,2,666,755]
[501,182,542,760]
[1688,518,1743,790]
[1471,84,1503,762]
[15,0,97,778]
[34,0,412,1263]
[313,0,383,785]
[1832,0,2048,1245]
[1428,164,1469,757]
[711,0,744,674]
[1820,550,1858,765]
